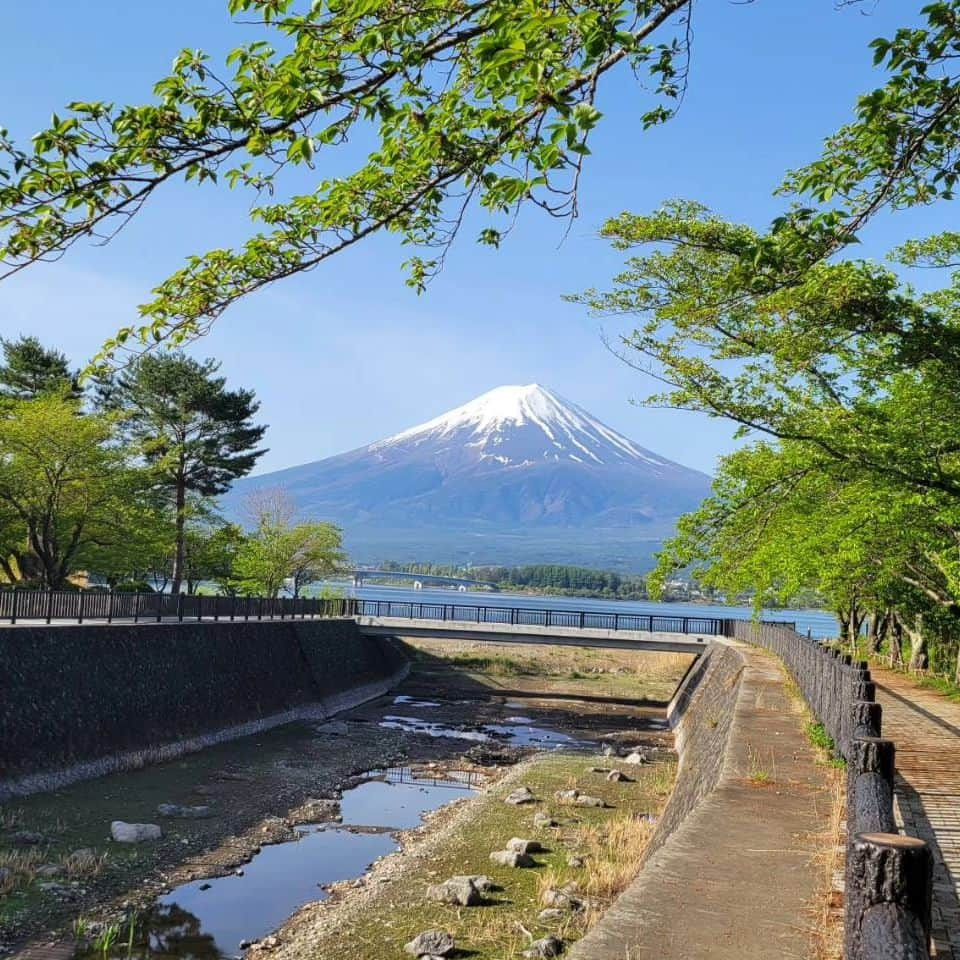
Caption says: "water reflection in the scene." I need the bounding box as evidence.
[87,770,473,960]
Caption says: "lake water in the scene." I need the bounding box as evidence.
[341,582,838,639]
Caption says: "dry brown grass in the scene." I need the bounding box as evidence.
[810,767,846,960]
[60,848,108,880]
[534,810,656,933]
[0,807,25,831]
[0,846,46,892]
[631,652,692,681]
[405,637,694,693]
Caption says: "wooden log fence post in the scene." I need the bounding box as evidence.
[846,833,932,960]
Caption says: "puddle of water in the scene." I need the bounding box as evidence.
[153,828,396,956]
[93,770,474,960]
[392,695,441,707]
[378,714,595,750]
[378,715,491,741]
[340,770,475,829]
[482,723,592,748]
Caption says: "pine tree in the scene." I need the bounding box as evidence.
[0,335,80,401]
[99,352,267,594]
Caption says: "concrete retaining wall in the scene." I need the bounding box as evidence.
[640,642,745,863]
[0,619,408,799]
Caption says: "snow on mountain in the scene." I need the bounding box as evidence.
[371,384,675,470]
[223,384,712,565]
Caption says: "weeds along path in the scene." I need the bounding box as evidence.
[872,668,960,960]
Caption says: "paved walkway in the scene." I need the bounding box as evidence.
[873,668,960,960]
[571,642,831,960]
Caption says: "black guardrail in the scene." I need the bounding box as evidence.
[0,589,356,624]
[355,598,729,635]
[0,589,797,639]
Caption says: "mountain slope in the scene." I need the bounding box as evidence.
[223,385,712,566]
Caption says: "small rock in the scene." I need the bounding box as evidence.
[199,882,212,891]
[490,849,535,868]
[316,720,352,735]
[606,770,632,783]
[524,937,564,958]
[404,930,455,957]
[157,803,212,819]
[235,869,244,877]
[506,838,543,855]
[261,936,280,950]
[466,874,495,892]
[542,887,587,912]
[426,876,482,906]
[588,766,610,774]
[600,743,619,757]
[623,751,649,765]
[36,865,61,879]
[504,787,536,805]
[567,855,586,868]
[555,789,606,808]
[12,830,44,846]
[533,813,558,829]
[538,908,566,922]
[239,940,252,950]
[110,822,162,843]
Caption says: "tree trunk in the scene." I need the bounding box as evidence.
[907,614,928,672]
[171,472,186,595]
[889,615,904,666]
[867,612,883,656]
[954,643,960,687]
[845,602,864,649]
[0,555,18,584]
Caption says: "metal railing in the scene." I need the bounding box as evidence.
[0,589,797,638]
[0,589,357,624]
[355,598,728,635]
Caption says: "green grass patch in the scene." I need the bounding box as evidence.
[917,673,960,703]
[805,721,846,769]
[296,751,676,960]
[805,722,835,753]
[438,653,541,676]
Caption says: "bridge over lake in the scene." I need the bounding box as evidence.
[0,590,746,651]
[353,598,719,652]
[350,569,499,591]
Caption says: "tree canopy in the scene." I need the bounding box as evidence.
[98,352,267,593]
[1,0,693,363]
[0,396,147,589]
[233,490,345,597]
[0,335,80,401]
[565,2,960,684]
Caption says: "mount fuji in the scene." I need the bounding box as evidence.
[223,385,712,569]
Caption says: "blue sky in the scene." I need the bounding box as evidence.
[0,1,938,475]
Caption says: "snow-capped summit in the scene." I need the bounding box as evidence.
[372,384,675,471]
[224,384,712,565]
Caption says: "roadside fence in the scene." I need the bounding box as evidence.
[726,620,932,960]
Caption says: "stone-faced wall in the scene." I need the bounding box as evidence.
[0,619,407,792]
[641,642,746,862]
